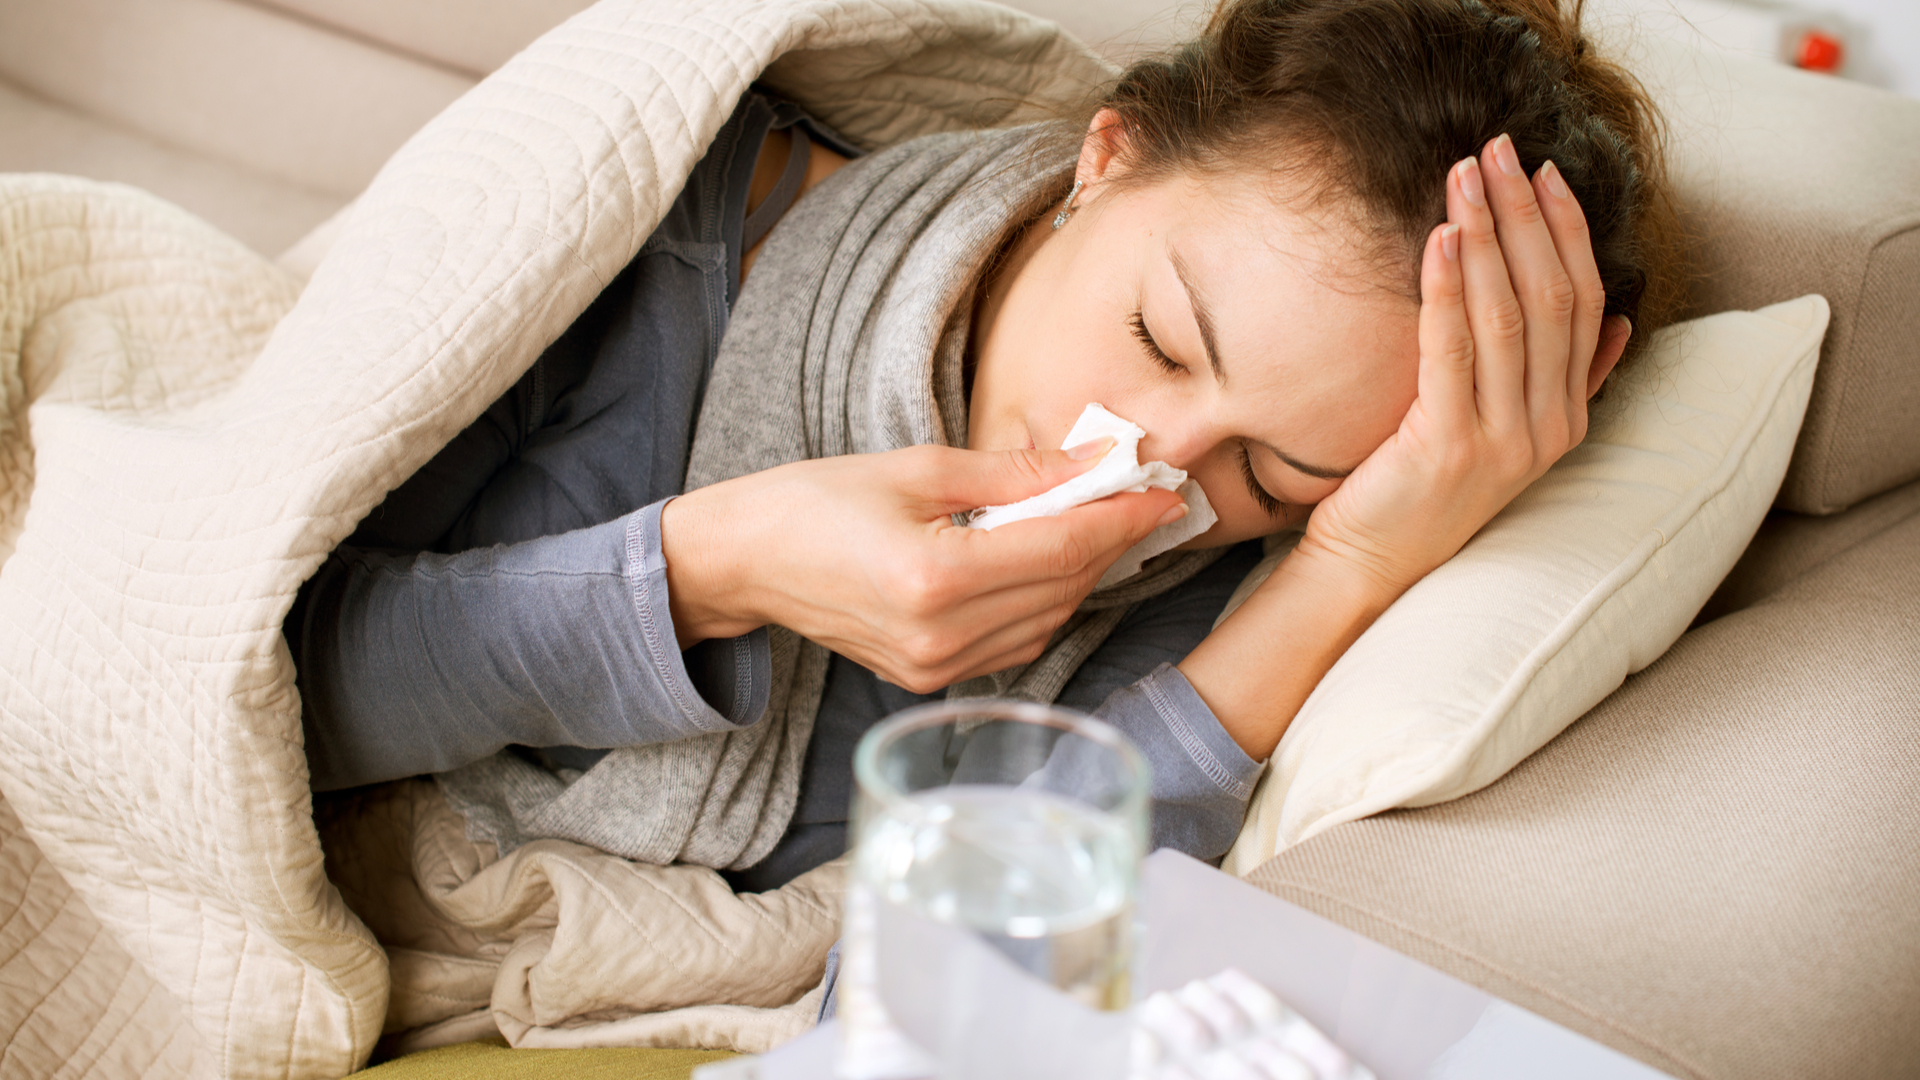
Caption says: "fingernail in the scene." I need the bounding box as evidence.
[1156,503,1188,527]
[1493,133,1522,177]
[1620,315,1634,340]
[1543,160,1571,200]
[1456,158,1485,207]
[1441,223,1460,262]
[1067,436,1113,461]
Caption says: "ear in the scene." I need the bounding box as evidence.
[1074,107,1131,196]
[1586,315,1633,399]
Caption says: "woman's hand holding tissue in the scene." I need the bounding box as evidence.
[660,443,1185,693]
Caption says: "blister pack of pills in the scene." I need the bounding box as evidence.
[1128,969,1375,1080]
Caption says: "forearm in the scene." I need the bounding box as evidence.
[294,503,768,790]
[1176,543,1402,762]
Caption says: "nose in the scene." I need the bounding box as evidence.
[1136,414,1218,472]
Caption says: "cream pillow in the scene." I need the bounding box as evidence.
[1223,294,1830,873]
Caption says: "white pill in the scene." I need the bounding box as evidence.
[1139,990,1216,1055]
[1276,1017,1353,1078]
[1213,968,1288,1028]
[1176,978,1252,1041]
[1133,1026,1167,1069]
[1194,1048,1268,1080]
[1241,1036,1317,1080]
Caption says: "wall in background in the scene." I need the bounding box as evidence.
[1014,0,1915,97]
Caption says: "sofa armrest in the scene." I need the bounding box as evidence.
[1627,35,1920,514]
[1246,502,1920,1080]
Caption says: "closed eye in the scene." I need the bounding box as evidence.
[1239,443,1284,517]
[1128,310,1183,376]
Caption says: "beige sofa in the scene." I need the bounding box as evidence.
[1,2,1914,1079]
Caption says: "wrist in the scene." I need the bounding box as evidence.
[1180,539,1407,763]
[660,483,766,647]
[1283,531,1415,621]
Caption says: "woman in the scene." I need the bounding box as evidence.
[290,0,1680,888]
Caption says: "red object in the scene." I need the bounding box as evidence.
[1794,30,1845,73]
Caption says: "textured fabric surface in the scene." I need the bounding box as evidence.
[0,0,474,200]
[1700,475,1920,622]
[0,2,1117,1076]
[1246,510,1920,1080]
[1628,35,1920,514]
[351,1039,731,1079]
[0,80,346,256]
[1224,296,1826,868]
[318,781,840,1055]
[252,0,599,80]
[0,794,202,1078]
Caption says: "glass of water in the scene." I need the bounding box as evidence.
[839,700,1149,1080]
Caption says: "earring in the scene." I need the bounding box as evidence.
[1051,180,1085,230]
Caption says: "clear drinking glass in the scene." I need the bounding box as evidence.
[839,700,1150,1080]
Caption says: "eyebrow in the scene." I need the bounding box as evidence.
[1169,247,1355,482]
[1258,440,1354,480]
[1170,248,1227,386]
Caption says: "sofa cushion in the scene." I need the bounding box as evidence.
[1700,475,1920,622]
[1225,296,1826,866]
[251,0,596,81]
[0,80,343,256]
[1631,35,1920,514]
[0,0,473,200]
[1243,505,1920,1080]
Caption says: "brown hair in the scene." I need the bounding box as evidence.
[1096,0,1685,364]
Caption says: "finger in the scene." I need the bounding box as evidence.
[1532,160,1606,406]
[935,603,1081,687]
[912,440,1117,516]
[1417,221,1476,428]
[1449,154,1524,431]
[856,597,1076,693]
[1480,134,1577,433]
[949,487,1185,589]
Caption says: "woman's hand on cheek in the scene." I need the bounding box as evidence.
[660,443,1184,693]
[1294,135,1623,604]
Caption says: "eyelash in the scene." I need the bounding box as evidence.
[1238,445,1285,517]
[1126,312,1283,517]
[1127,310,1183,376]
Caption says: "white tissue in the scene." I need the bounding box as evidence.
[968,404,1217,588]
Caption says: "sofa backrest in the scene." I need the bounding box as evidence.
[1631,35,1920,515]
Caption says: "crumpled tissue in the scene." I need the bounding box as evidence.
[968,404,1216,588]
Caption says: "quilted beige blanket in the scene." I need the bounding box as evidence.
[0,1,1112,1075]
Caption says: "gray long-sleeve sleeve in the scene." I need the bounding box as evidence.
[294,499,769,791]
[1085,663,1262,861]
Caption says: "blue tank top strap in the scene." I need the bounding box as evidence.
[736,90,866,257]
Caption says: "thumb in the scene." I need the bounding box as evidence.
[967,488,1188,585]
[918,438,1117,515]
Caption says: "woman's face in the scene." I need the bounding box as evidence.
[968,127,1423,548]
